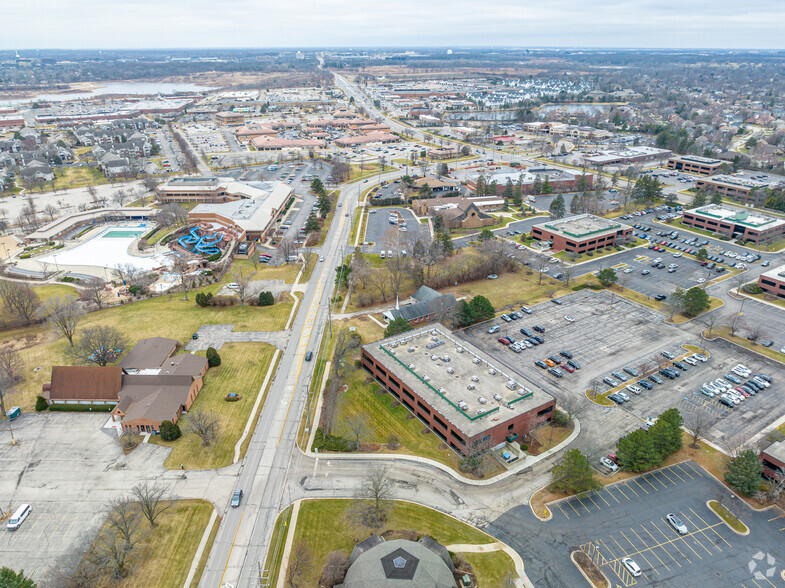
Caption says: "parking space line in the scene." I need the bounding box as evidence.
[682,462,703,477]
[646,522,683,567]
[678,512,720,555]
[649,471,670,488]
[658,468,679,485]
[653,520,692,564]
[767,514,784,522]
[763,577,777,587]
[566,499,581,517]
[598,538,621,561]
[594,491,611,507]
[631,479,649,495]
[575,496,592,513]
[604,488,622,504]
[665,465,686,483]
[585,493,602,510]
[555,503,569,520]
[610,534,630,560]
[637,526,670,572]
[674,463,694,479]
[687,508,732,548]
[622,481,640,498]
[640,475,660,492]
[619,530,658,577]
[751,579,763,588]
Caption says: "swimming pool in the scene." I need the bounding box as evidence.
[102,229,146,239]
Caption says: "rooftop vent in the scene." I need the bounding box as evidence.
[456,347,464,354]
[407,363,415,370]
[488,369,497,376]
[477,408,486,415]
[446,367,454,374]
[467,384,475,391]
[407,347,415,353]
[477,396,487,404]
[471,375,479,382]
[493,393,503,401]
[506,381,517,390]
[472,358,480,365]
[422,375,430,382]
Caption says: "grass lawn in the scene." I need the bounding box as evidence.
[555,241,645,264]
[52,166,109,190]
[146,224,183,246]
[668,296,724,324]
[260,505,293,588]
[286,499,513,588]
[349,164,395,183]
[227,259,302,284]
[96,499,216,588]
[4,287,291,411]
[707,326,785,364]
[708,500,748,533]
[150,342,276,469]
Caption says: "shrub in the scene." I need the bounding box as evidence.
[552,410,569,427]
[258,291,275,306]
[61,276,79,283]
[196,292,213,307]
[128,285,142,295]
[207,252,221,262]
[48,404,113,412]
[35,396,48,412]
[159,420,181,441]
[311,428,353,452]
[742,284,763,295]
[206,347,221,367]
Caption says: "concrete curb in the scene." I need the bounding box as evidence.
[447,542,534,588]
[274,500,301,588]
[570,550,610,588]
[183,507,219,588]
[305,419,580,487]
[706,500,750,536]
[284,291,301,331]
[234,347,281,463]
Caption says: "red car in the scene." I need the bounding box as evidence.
[498,337,511,345]
[561,363,575,373]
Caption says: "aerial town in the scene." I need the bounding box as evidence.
[0,39,784,588]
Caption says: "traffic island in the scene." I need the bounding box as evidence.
[707,500,750,535]
[571,550,610,588]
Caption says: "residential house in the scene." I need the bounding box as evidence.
[382,286,458,326]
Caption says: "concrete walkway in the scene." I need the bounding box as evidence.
[183,508,219,588]
[186,324,290,351]
[274,500,302,588]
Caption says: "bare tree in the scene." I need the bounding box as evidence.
[41,296,83,346]
[2,282,40,324]
[684,411,711,448]
[81,278,109,309]
[562,264,575,286]
[161,202,188,225]
[0,348,23,385]
[733,272,748,295]
[67,325,128,366]
[112,189,129,207]
[536,255,549,284]
[346,414,371,450]
[701,312,721,337]
[746,325,763,344]
[369,267,390,302]
[172,258,193,301]
[105,499,144,549]
[43,203,59,221]
[558,395,586,422]
[86,184,99,204]
[587,378,604,400]
[320,550,349,588]
[231,268,252,308]
[130,481,172,527]
[0,376,13,417]
[286,540,314,588]
[722,433,750,458]
[186,410,220,447]
[354,466,394,528]
[279,237,296,261]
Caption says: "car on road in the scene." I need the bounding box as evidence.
[319,256,325,261]
[305,351,313,361]
[551,298,563,305]
[622,558,642,577]
[231,489,243,507]
[666,513,688,534]
[227,283,239,289]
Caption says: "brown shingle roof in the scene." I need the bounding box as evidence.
[49,366,122,401]
[118,337,178,369]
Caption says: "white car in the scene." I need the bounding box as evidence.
[600,457,619,472]
[622,557,642,577]
[549,257,560,263]
[319,256,325,261]
[564,315,575,322]
[623,268,634,273]
[540,267,550,273]
[697,277,705,283]
[626,384,642,395]
[226,283,239,289]
[673,252,682,258]
[691,353,708,362]
[684,356,697,366]
[666,513,688,535]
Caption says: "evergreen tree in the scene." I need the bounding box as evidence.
[478,228,494,242]
[549,194,566,219]
[532,175,543,195]
[597,268,618,287]
[468,295,495,322]
[206,347,221,367]
[542,175,553,194]
[616,429,661,472]
[318,193,331,218]
[503,178,514,200]
[692,190,708,208]
[550,449,601,495]
[385,317,413,338]
[305,212,321,234]
[418,183,434,199]
[710,191,723,205]
[681,287,711,317]
[453,300,476,327]
[724,449,763,497]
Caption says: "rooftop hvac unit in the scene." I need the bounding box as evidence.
[493,393,503,401]
[471,375,479,382]
[472,358,480,365]
[477,408,486,415]
[506,381,517,390]
[477,396,487,404]
[407,363,416,370]
[458,401,469,410]
[430,330,437,336]
[422,375,430,382]
[431,354,438,361]
[442,355,450,362]
[517,389,527,396]
[431,335,438,341]
[391,342,398,348]
[407,348,415,353]
[488,369,497,376]
[389,350,396,355]
[467,384,475,391]
[438,387,447,394]
[456,348,464,354]
[446,367,454,374]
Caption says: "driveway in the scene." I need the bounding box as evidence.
[186,324,290,351]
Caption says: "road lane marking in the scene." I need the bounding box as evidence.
[219,511,245,587]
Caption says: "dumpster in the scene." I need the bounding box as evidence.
[8,406,21,421]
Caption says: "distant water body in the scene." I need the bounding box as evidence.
[4,82,217,105]
[538,103,615,114]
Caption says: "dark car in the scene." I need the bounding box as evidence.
[653,294,667,301]
[548,367,563,378]
[527,338,540,346]
[608,393,625,404]
[611,370,627,382]
[567,359,581,370]
[719,396,735,408]
[520,327,533,337]
[649,374,664,384]
[560,350,573,359]
[535,360,547,369]
[551,298,563,305]
[532,335,545,344]
[533,325,545,333]
[548,355,562,364]
[672,361,687,371]
[659,368,675,379]
[231,489,243,508]
[638,380,653,390]
[725,373,741,384]
[305,351,313,361]
[623,366,639,377]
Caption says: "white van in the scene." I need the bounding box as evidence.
[380,250,386,259]
[7,504,31,531]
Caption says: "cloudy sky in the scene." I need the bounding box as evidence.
[4,0,785,49]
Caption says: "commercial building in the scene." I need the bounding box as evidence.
[338,535,455,588]
[215,111,246,126]
[156,176,292,205]
[757,264,785,299]
[250,136,326,151]
[361,324,556,456]
[382,286,457,326]
[466,167,593,195]
[334,130,400,147]
[188,181,294,242]
[42,337,208,434]
[681,205,785,244]
[25,207,156,243]
[531,214,632,253]
[0,114,25,128]
[666,155,723,176]
[411,195,502,217]
[694,175,772,205]
[759,440,785,480]
[427,147,460,159]
[584,146,672,167]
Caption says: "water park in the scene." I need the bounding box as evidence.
[176,225,228,256]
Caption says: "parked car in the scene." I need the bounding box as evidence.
[520,306,533,314]
[600,457,619,472]
[548,367,563,378]
[559,350,573,359]
[488,325,501,334]
[622,558,642,577]
[535,360,547,369]
[533,325,546,333]
[567,359,581,370]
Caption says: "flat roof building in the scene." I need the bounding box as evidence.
[25,207,156,243]
[695,174,773,205]
[666,155,723,176]
[759,439,785,480]
[466,167,593,195]
[361,324,555,455]
[156,176,293,205]
[757,264,785,299]
[215,111,246,126]
[531,214,632,253]
[584,146,672,166]
[681,204,785,245]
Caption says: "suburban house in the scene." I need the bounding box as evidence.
[428,199,496,230]
[42,337,209,434]
[382,286,457,326]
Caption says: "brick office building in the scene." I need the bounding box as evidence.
[666,155,723,176]
[361,325,556,456]
[694,175,772,205]
[530,214,633,253]
[681,205,785,244]
[759,439,785,480]
[757,264,785,299]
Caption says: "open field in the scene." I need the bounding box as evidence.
[286,499,515,588]
[150,342,277,469]
[52,166,110,190]
[93,499,215,588]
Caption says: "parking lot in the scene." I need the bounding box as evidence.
[363,207,425,253]
[489,462,785,588]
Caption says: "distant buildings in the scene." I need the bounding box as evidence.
[694,174,773,205]
[215,111,246,126]
[531,214,633,253]
[466,167,593,195]
[427,147,461,160]
[666,155,723,176]
[681,204,785,244]
[584,146,671,166]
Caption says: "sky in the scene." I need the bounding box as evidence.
[4,0,785,50]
